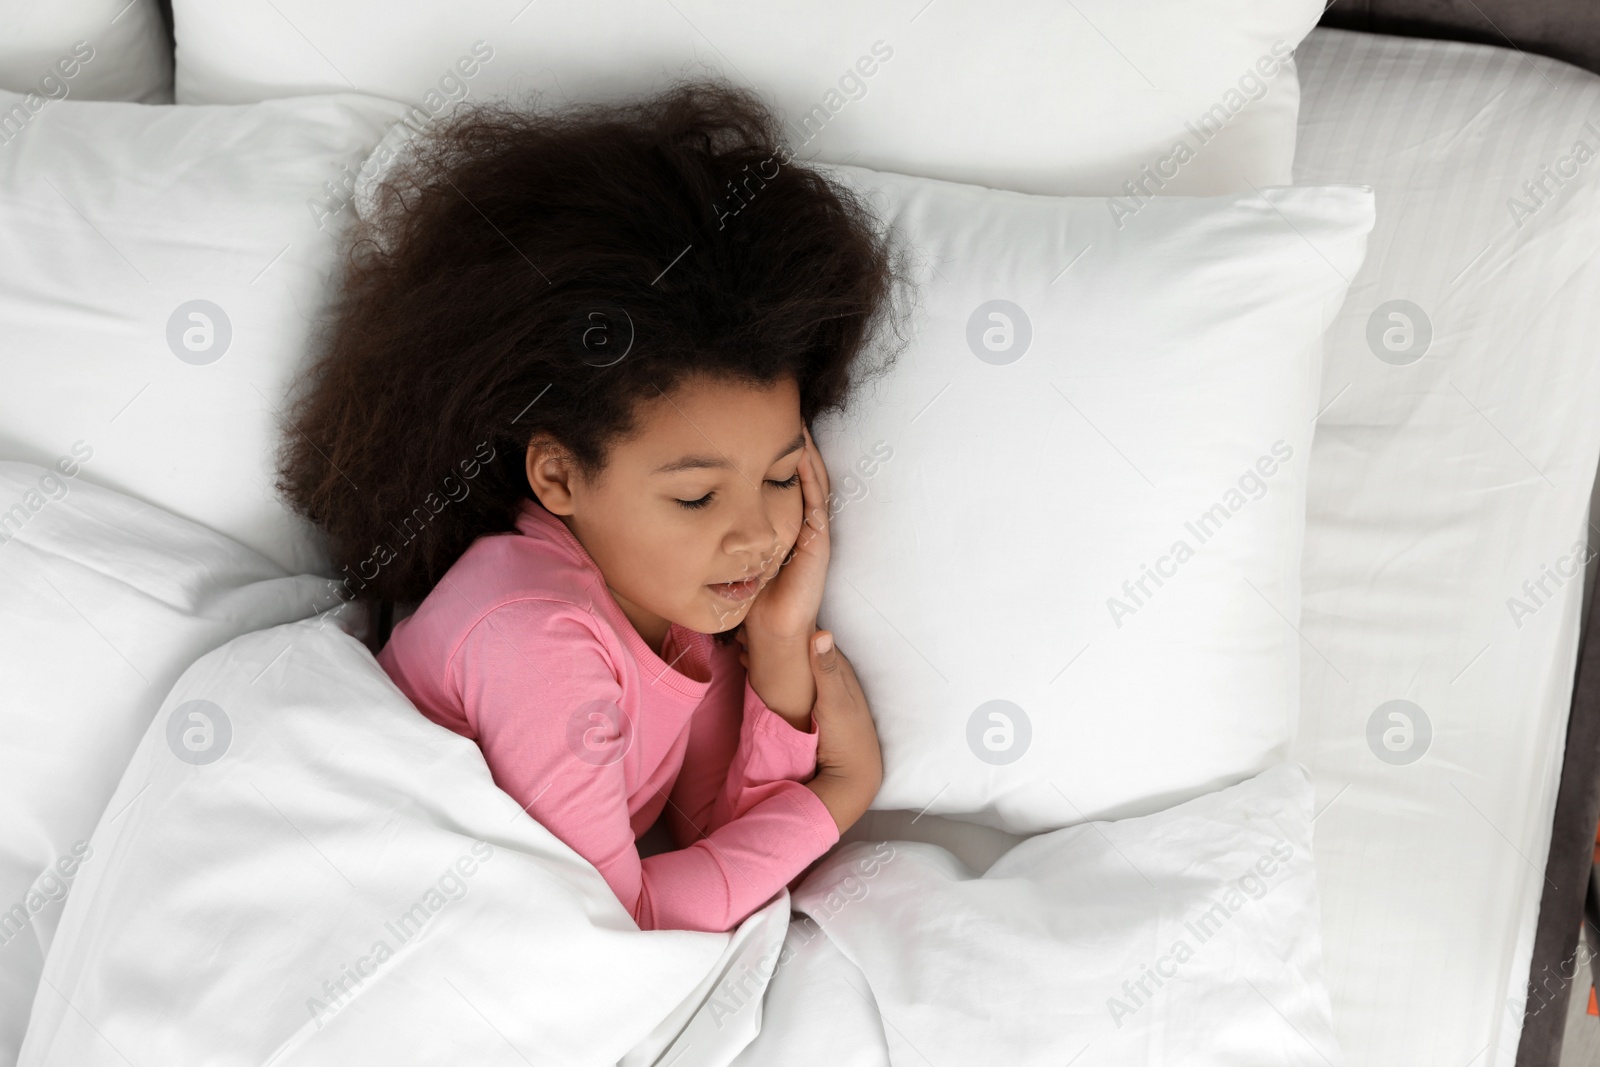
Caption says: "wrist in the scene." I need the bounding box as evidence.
[804,771,872,833]
[742,613,816,646]
[769,704,815,733]
[744,628,816,725]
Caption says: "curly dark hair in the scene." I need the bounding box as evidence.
[274,77,910,643]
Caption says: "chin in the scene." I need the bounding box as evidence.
[706,608,747,637]
[711,613,746,635]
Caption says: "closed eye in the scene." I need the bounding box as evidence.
[675,472,800,511]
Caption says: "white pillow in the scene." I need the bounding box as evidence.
[0,462,341,1066]
[0,90,412,576]
[806,165,1374,834]
[764,762,1341,1066]
[169,0,1319,196]
[0,0,172,104]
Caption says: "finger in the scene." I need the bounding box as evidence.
[817,636,867,711]
[834,648,868,709]
[807,444,831,558]
[795,433,828,555]
[809,630,841,683]
[799,504,829,564]
[803,424,831,506]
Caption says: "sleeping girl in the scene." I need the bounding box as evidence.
[274,79,902,934]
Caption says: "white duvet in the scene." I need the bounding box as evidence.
[16,611,785,1067]
[18,604,1343,1066]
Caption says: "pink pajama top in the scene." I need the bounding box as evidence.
[376,496,840,934]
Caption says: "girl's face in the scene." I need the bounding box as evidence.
[525,374,807,658]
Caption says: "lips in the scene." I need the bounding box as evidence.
[709,574,761,601]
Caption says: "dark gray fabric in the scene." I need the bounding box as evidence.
[1321,0,1600,76]
[1515,541,1600,1066]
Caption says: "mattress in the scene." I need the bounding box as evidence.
[1290,27,1600,1067]
[834,26,1600,1067]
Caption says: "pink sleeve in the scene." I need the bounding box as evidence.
[452,599,838,934]
[665,654,834,852]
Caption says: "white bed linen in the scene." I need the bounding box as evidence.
[0,461,343,1066]
[11,20,1599,1067]
[17,614,791,1067]
[18,602,1340,1066]
[1286,28,1600,1067]
[781,763,1340,1067]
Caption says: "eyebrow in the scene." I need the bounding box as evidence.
[652,429,807,475]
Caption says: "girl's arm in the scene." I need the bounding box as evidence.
[454,599,837,934]
[740,624,815,728]
[664,637,820,850]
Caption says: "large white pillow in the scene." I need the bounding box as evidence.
[0,90,412,576]
[169,0,1319,196]
[806,166,1374,834]
[0,462,341,1066]
[0,0,172,104]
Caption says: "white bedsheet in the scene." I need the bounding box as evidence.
[1288,28,1600,1067]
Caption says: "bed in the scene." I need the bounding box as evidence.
[3,2,1600,1065]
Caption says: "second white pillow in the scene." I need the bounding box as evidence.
[808,164,1374,834]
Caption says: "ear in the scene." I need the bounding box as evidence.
[525,433,578,516]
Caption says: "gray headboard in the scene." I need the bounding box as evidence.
[1320,0,1600,75]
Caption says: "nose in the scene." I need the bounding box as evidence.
[723,492,785,574]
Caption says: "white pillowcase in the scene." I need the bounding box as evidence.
[0,0,172,104]
[169,0,1319,196]
[0,462,341,1066]
[807,164,1374,834]
[0,90,413,576]
[769,762,1341,1067]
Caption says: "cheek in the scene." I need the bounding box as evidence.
[645,519,722,594]
[591,497,688,586]
[631,522,698,581]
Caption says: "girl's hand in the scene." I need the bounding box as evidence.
[742,424,831,642]
[801,630,882,833]
[735,425,832,728]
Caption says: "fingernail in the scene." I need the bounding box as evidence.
[815,632,833,654]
